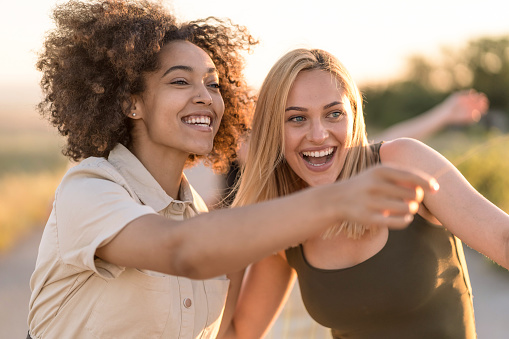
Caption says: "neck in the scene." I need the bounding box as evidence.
[130,143,188,199]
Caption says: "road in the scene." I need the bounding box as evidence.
[1,228,509,338]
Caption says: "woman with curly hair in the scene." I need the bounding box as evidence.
[28,1,438,338]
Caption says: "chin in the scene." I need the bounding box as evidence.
[304,175,338,187]
[189,144,214,156]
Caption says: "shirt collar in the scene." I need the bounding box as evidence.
[107,144,194,213]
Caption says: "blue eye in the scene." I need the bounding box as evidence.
[329,111,344,119]
[208,82,221,89]
[289,116,305,122]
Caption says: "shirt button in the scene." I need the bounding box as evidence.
[183,298,192,308]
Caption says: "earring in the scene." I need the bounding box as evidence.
[132,113,136,117]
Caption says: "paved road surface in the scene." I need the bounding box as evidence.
[1,228,508,338]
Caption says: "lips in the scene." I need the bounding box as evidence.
[300,146,336,167]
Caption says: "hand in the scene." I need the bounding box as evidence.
[336,164,439,229]
[438,89,489,125]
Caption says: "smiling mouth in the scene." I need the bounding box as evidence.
[301,147,336,167]
[182,115,212,127]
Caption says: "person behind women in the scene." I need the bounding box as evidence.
[227,48,509,338]
[28,1,437,338]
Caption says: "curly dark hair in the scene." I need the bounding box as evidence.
[37,0,257,172]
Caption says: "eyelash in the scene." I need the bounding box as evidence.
[170,80,221,90]
[170,79,188,85]
[288,115,305,122]
[329,110,345,118]
[287,110,345,122]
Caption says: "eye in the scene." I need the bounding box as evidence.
[328,110,345,119]
[208,82,221,90]
[170,79,188,85]
[288,115,305,123]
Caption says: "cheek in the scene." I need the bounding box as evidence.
[283,129,301,163]
[334,119,353,145]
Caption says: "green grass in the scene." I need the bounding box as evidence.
[0,171,65,251]
[430,129,509,213]
[0,131,68,175]
[0,128,68,252]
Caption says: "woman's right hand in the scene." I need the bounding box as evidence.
[334,164,439,229]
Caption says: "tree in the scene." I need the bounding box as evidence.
[362,35,509,129]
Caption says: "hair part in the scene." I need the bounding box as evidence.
[233,48,376,239]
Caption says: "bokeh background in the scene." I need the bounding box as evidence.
[1,0,509,337]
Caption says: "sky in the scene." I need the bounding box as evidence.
[1,0,509,106]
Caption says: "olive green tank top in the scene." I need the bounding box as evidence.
[285,143,476,339]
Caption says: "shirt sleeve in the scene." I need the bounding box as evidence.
[54,161,157,279]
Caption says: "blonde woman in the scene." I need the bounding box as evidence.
[263,87,489,339]
[226,49,509,338]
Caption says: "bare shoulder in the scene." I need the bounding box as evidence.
[379,138,440,168]
[380,137,426,158]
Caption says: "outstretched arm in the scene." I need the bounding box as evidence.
[380,138,509,269]
[374,90,489,142]
[96,163,438,279]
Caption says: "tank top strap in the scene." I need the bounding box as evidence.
[285,245,304,272]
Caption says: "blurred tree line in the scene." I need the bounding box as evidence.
[362,35,509,128]
[361,35,509,218]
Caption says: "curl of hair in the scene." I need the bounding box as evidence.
[37,0,257,172]
[233,48,376,239]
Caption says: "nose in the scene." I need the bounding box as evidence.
[193,85,212,106]
[306,120,328,144]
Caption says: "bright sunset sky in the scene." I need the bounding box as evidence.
[1,0,508,104]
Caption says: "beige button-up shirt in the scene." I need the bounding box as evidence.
[28,144,229,338]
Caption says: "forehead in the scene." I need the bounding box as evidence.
[287,69,345,104]
[158,40,216,71]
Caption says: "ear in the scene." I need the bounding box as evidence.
[128,95,143,119]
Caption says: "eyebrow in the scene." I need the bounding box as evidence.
[285,101,343,112]
[161,65,217,78]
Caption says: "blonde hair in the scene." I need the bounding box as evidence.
[233,49,377,238]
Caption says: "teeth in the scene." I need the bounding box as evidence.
[302,147,334,158]
[183,116,211,126]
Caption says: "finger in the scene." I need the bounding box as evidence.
[370,197,420,216]
[415,186,424,203]
[371,180,426,204]
[471,109,481,122]
[409,200,420,214]
[378,165,439,194]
